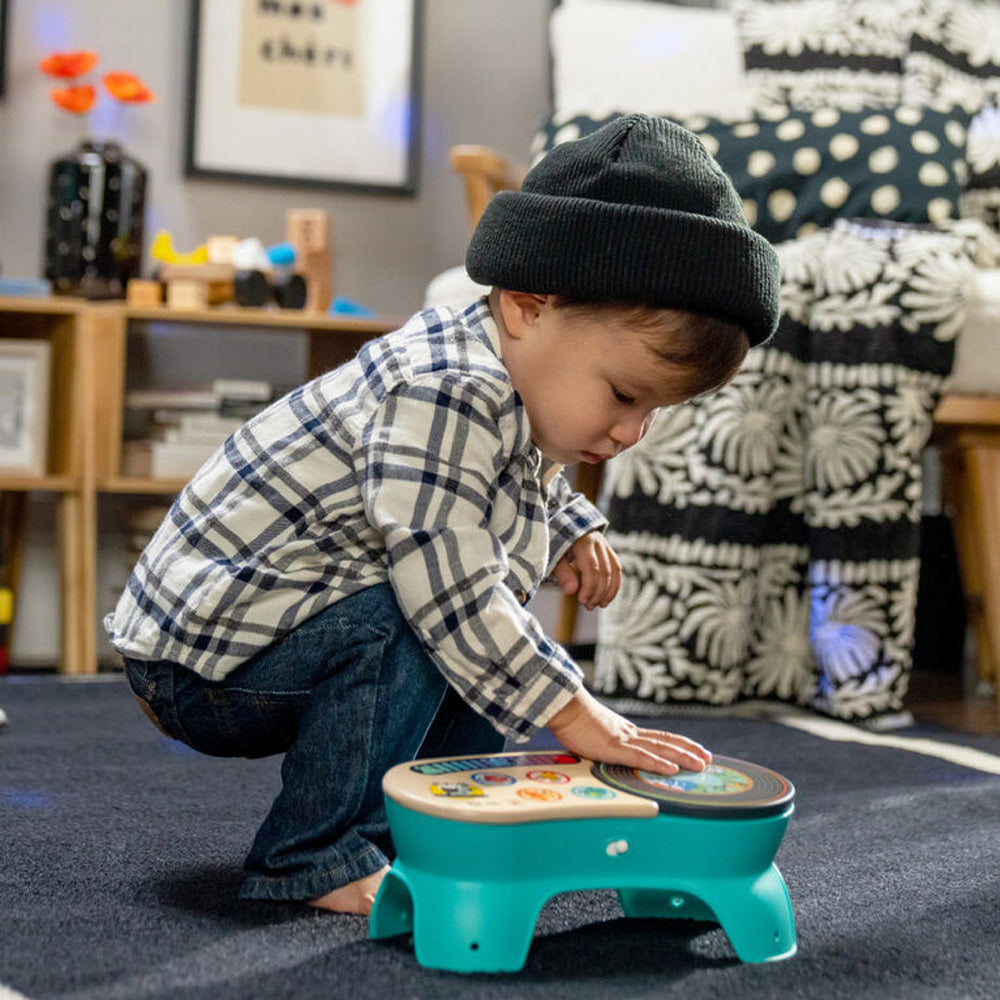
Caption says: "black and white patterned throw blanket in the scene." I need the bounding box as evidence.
[594,220,978,721]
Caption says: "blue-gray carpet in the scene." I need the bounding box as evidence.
[1,674,998,999]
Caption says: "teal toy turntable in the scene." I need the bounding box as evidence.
[369,750,796,973]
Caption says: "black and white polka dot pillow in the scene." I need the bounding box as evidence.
[686,105,970,242]
[533,106,970,244]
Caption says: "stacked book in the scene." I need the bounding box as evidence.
[121,378,274,479]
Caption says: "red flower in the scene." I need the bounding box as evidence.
[39,51,99,78]
[103,72,155,103]
[41,50,154,114]
[49,84,97,113]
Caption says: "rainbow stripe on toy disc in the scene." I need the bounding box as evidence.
[593,755,794,819]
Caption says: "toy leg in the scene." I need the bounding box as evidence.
[394,870,545,973]
[617,887,716,922]
[369,868,415,940]
[697,865,796,963]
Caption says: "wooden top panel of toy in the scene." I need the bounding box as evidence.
[594,756,795,819]
[382,751,658,824]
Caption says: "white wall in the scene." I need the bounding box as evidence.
[1,0,563,664]
[0,0,552,312]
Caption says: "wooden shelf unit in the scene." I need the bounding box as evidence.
[0,296,400,674]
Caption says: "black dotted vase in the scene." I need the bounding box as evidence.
[44,139,147,299]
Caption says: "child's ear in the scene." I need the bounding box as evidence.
[498,290,550,339]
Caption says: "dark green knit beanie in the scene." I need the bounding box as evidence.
[466,113,781,347]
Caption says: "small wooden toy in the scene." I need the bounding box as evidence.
[165,279,209,310]
[205,235,239,265]
[159,262,234,307]
[149,228,323,311]
[370,751,796,973]
[151,230,208,266]
[126,279,163,308]
[286,209,333,313]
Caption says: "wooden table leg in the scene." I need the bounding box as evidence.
[0,493,28,670]
[556,462,606,646]
[962,445,1000,712]
[942,444,993,688]
[56,308,101,675]
[56,490,96,675]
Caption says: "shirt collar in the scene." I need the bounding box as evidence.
[472,297,563,489]
[479,300,504,360]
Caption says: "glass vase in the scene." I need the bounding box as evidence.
[43,139,147,299]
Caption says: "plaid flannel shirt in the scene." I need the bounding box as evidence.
[104,298,606,739]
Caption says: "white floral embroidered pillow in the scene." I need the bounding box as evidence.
[962,106,1000,232]
[902,0,1000,113]
[731,0,922,113]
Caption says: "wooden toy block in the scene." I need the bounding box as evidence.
[299,250,333,313]
[203,281,235,306]
[126,279,163,308]
[285,209,330,252]
[159,264,235,307]
[158,263,235,283]
[166,279,209,310]
[206,235,239,265]
[286,210,333,314]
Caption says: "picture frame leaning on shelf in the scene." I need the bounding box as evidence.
[0,340,52,477]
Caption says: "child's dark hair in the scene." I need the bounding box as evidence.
[552,296,750,399]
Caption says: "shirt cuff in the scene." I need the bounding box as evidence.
[547,494,608,575]
[501,654,583,743]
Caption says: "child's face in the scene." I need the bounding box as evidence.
[497,292,695,466]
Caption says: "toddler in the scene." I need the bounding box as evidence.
[106,114,780,915]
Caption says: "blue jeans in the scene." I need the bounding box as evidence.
[123,583,505,901]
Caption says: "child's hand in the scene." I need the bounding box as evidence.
[553,532,621,611]
[547,688,711,776]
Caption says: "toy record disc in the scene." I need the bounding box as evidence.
[593,755,794,819]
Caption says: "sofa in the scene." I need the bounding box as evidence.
[436,0,1000,724]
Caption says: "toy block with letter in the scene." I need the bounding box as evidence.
[286,209,333,313]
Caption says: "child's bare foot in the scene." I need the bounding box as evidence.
[306,865,390,916]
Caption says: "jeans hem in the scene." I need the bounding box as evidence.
[237,845,389,901]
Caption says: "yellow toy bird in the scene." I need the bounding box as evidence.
[151,230,209,266]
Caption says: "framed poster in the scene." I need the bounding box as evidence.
[184,0,423,194]
[0,340,52,477]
